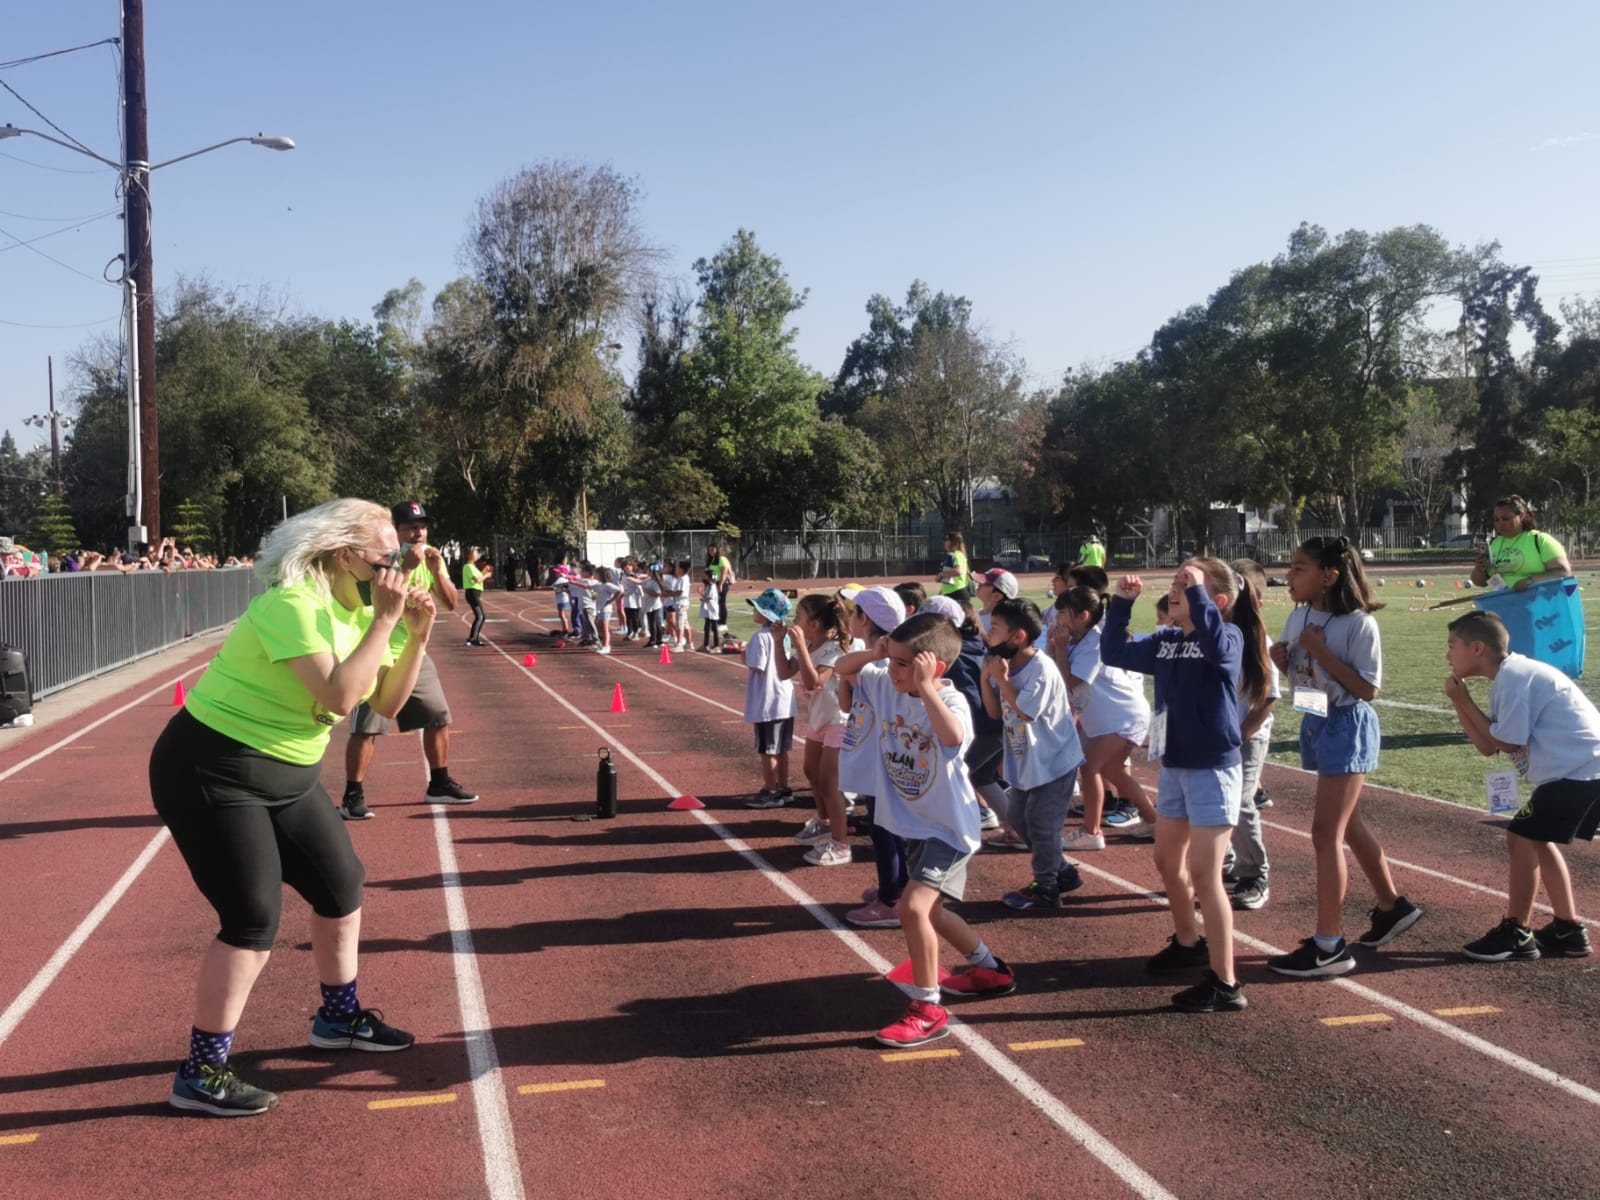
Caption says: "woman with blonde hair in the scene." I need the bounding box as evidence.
[149,498,437,1117]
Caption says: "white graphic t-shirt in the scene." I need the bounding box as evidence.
[1490,653,1600,785]
[853,668,979,852]
[988,651,1083,791]
[742,625,796,724]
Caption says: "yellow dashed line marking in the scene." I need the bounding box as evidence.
[0,1133,40,1146]
[1321,1013,1393,1027]
[1435,1005,1501,1017]
[367,1092,458,1110]
[880,1048,960,1062]
[61,746,96,751]
[518,1079,606,1095]
[1009,1038,1085,1052]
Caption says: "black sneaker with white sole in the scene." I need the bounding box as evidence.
[1356,896,1423,947]
[1147,934,1209,973]
[339,793,374,821]
[1172,969,1247,1013]
[1231,879,1269,911]
[1254,786,1272,809]
[1534,918,1592,958]
[1463,917,1540,962]
[426,777,478,804]
[169,1064,279,1117]
[308,1007,415,1052]
[1267,936,1355,978]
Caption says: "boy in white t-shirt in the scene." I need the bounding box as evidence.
[981,598,1085,909]
[1444,611,1596,961]
[838,612,1017,1048]
[742,589,798,808]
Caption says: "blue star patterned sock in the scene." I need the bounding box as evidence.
[319,979,360,1021]
[181,1027,235,1079]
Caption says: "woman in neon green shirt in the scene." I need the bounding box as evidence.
[937,532,971,597]
[149,498,436,1117]
[463,546,487,646]
[1471,496,1573,592]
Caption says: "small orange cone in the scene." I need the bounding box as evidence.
[172,681,186,706]
[667,795,704,810]
[659,644,672,665]
[523,653,537,667]
[610,684,627,714]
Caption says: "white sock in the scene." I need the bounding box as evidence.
[914,984,941,1005]
[965,941,998,970]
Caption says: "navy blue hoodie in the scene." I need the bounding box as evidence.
[1101,585,1242,769]
[947,631,1003,737]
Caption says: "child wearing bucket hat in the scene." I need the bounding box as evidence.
[744,589,799,808]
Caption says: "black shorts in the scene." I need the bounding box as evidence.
[754,718,795,757]
[149,709,365,950]
[1506,778,1600,844]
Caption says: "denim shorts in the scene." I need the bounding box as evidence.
[1299,701,1380,776]
[1156,763,1243,827]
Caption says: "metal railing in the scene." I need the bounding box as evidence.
[620,529,935,581]
[0,568,265,700]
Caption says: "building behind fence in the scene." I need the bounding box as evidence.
[0,568,265,701]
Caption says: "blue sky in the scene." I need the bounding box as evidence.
[3,1,1599,450]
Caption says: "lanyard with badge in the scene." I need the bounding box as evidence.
[1487,746,1530,815]
[1291,609,1331,717]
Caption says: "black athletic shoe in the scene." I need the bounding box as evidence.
[169,1064,279,1117]
[1534,919,1592,958]
[1254,786,1272,809]
[1267,936,1355,978]
[1463,917,1540,962]
[1356,896,1423,947]
[1147,934,1209,973]
[340,793,374,821]
[1056,863,1085,895]
[426,777,478,804]
[1172,969,1247,1013]
[1231,879,1269,911]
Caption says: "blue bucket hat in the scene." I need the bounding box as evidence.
[747,587,793,623]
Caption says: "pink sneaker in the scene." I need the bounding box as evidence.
[943,957,1017,999]
[875,999,949,1048]
[860,886,879,904]
[846,899,900,928]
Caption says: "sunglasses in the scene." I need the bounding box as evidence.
[354,546,404,570]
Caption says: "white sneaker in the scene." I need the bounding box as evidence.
[792,817,831,845]
[1128,822,1157,841]
[1062,827,1106,852]
[596,645,611,655]
[803,840,853,866]
[979,806,1002,831]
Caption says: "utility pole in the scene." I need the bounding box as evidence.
[46,358,60,494]
[124,0,159,544]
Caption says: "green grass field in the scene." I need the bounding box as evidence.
[711,570,1600,810]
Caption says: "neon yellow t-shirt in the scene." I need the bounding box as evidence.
[1488,530,1566,588]
[1079,540,1105,567]
[940,550,970,596]
[462,562,484,592]
[385,562,436,655]
[186,582,395,765]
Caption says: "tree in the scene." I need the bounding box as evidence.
[1396,386,1463,537]
[30,491,78,554]
[0,430,50,536]
[168,498,212,552]
[825,282,973,421]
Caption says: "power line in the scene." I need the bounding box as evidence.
[0,210,118,254]
[0,206,114,223]
[0,38,119,72]
[0,75,102,158]
[0,148,105,174]
[0,220,114,285]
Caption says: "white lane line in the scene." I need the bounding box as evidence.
[477,638,1177,1200]
[0,664,209,786]
[1074,861,1600,1110]
[1258,819,1599,932]
[0,828,170,1052]
[1373,699,1455,715]
[421,745,524,1200]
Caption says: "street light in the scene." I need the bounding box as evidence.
[0,123,293,549]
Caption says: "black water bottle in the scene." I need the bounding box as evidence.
[596,748,617,819]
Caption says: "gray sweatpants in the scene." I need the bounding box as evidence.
[1224,727,1271,883]
[1006,769,1078,890]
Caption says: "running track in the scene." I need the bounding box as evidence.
[1,586,1596,1200]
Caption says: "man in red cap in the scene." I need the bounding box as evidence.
[340,501,478,818]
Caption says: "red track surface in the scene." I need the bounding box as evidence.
[2,587,1598,1200]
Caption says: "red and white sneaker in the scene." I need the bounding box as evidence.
[942,957,1017,999]
[875,999,950,1048]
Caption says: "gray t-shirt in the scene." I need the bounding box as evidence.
[1280,608,1381,709]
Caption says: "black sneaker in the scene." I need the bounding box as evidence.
[1222,873,1240,894]
[1231,879,1269,911]
[1267,936,1355,978]
[1534,918,1593,958]
[308,1007,415,1052]
[1147,934,1209,973]
[1002,882,1061,910]
[1356,896,1423,947]
[426,777,478,804]
[1056,863,1085,895]
[1463,917,1540,962]
[169,1063,279,1117]
[340,793,374,821]
[1172,969,1247,1013]
[1254,786,1272,809]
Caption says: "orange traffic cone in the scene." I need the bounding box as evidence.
[610,684,627,714]
[659,644,672,665]
[667,795,704,810]
[523,653,537,667]
[172,680,186,706]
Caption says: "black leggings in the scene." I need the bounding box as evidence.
[150,710,364,951]
[646,609,663,645]
[466,589,485,641]
[703,619,720,648]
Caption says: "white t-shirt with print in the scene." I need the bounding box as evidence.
[1490,652,1600,785]
[1281,607,1381,708]
[839,661,884,794]
[800,640,847,731]
[742,624,795,724]
[623,574,642,609]
[642,576,663,613]
[853,668,980,852]
[701,583,721,623]
[987,651,1083,791]
[1071,623,1151,742]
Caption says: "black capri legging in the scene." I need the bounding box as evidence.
[466,589,485,642]
[150,709,365,951]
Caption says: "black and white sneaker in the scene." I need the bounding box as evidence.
[1172,969,1247,1012]
[744,788,793,809]
[1147,934,1209,974]
[339,793,374,821]
[1267,936,1355,978]
[426,777,478,804]
[308,1007,415,1052]
[1356,896,1423,947]
[1254,786,1272,810]
[1534,918,1593,958]
[169,1064,279,1117]
[1463,918,1540,962]
[1231,879,1269,911]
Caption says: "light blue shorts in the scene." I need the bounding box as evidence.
[1156,764,1243,827]
[1299,701,1380,776]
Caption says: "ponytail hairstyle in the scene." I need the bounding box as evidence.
[1055,584,1105,630]
[797,592,851,649]
[1067,564,1109,599]
[1185,555,1268,708]
[956,595,983,640]
[1296,535,1383,616]
[1495,494,1538,532]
